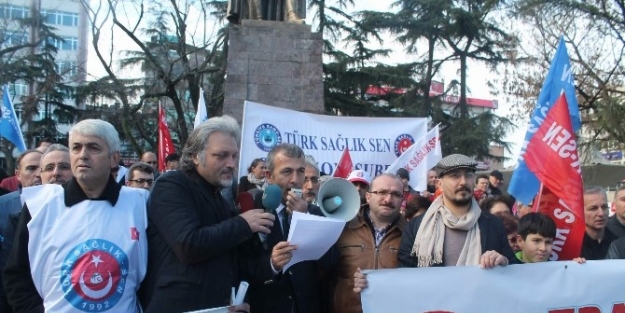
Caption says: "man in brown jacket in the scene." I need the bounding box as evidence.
[330,173,405,313]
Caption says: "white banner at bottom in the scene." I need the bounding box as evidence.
[362,261,625,313]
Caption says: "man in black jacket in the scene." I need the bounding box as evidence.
[139,115,288,313]
[355,154,514,293]
[397,154,514,268]
[246,143,338,313]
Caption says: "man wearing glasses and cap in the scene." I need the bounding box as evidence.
[126,162,156,191]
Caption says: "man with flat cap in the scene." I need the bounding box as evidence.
[353,155,515,293]
[396,154,515,268]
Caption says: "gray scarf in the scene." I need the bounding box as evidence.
[411,195,482,267]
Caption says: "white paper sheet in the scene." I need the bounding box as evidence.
[283,212,345,271]
[185,307,227,313]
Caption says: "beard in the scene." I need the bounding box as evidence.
[448,186,473,206]
[219,179,233,188]
[449,195,472,206]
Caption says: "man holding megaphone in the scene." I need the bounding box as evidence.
[247,144,338,313]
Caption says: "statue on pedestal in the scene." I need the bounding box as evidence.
[227,0,306,24]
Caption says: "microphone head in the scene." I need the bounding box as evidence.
[236,192,255,213]
[262,184,283,212]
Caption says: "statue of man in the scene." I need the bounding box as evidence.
[228,0,305,24]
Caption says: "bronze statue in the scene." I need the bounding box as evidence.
[227,0,306,24]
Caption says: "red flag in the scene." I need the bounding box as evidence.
[524,93,585,260]
[158,103,176,172]
[333,148,353,178]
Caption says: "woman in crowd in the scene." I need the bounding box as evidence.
[480,195,512,215]
[404,196,432,221]
[238,158,267,193]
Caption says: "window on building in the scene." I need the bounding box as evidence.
[9,83,27,98]
[41,10,79,27]
[56,61,78,77]
[0,5,29,20]
[2,31,29,46]
[47,36,78,51]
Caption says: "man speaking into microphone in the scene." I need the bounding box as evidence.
[140,116,287,313]
[247,143,338,313]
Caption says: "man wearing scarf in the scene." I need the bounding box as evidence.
[396,154,515,268]
[353,155,515,294]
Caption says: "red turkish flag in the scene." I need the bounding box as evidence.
[158,103,176,173]
[524,93,585,260]
[333,148,353,179]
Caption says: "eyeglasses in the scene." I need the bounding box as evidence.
[368,190,403,199]
[304,177,319,184]
[128,179,154,185]
[42,163,71,173]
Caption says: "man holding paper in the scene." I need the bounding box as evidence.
[247,143,338,313]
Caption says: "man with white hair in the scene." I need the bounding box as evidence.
[303,155,321,205]
[4,119,149,312]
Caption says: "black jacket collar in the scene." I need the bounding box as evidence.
[64,175,121,207]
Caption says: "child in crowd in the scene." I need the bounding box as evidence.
[515,212,585,264]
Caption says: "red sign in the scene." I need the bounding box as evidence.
[524,93,585,260]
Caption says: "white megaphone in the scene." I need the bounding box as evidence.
[316,178,361,222]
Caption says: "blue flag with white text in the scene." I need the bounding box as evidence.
[1,85,27,152]
[508,37,581,205]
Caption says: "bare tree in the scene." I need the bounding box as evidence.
[79,0,227,153]
[502,2,625,154]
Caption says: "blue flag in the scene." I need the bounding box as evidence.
[1,85,27,152]
[508,37,581,205]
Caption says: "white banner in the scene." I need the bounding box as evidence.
[385,125,441,191]
[239,101,427,178]
[362,261,625,313]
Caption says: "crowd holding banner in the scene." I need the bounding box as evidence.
[1,36,624,313]
[362,261,625,313]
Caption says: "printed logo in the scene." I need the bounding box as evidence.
[60,239,129,312]
[130,227,139,241]
[254,124,282,152]
[394,134,414,157]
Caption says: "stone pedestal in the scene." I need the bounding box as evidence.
[223,20,324,123]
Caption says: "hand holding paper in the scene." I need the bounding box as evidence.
[283,212,345,271]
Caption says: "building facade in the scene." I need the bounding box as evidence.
[1,0,88,142]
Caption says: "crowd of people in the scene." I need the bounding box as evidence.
[0,115,623,313]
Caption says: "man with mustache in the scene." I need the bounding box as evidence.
[4,120,148,312]
[581,186,617,260]
[246,143,337,313]
[397,154,514,268]
[140,115,278,313]
[331,174,405,313]
[303,155,320,206]
[354,155,514,294]
[0,149,43,313]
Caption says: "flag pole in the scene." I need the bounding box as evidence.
[532,182,543,213]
